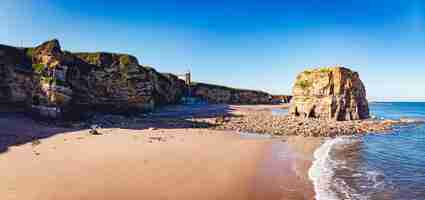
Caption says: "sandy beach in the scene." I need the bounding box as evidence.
[0,128,321,200]
[0,104,323,200]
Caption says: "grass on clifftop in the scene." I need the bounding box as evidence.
[318,67,333,73]
[303,67,334,75]
[119,55,132,66]
[74,52,137,66]
[190,82,267,94]
[296,79,312,89]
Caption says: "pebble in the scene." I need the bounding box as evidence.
[213,111,420,137]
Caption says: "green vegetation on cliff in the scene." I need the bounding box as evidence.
[119,55,132,66]
[40,76,67,86]
[32,63,45,74]
[190,82,268,94]
[295,79,312,89]
[73,52,139,67]
[25,48,34,59]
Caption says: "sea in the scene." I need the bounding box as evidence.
[309,102,425,200]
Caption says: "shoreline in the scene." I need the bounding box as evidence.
[0,127,321,200]
[211,105,422,137]
[3,103,421,200]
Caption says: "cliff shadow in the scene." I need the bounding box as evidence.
[0,104,237,154]
[88,104,238,130]
[0,108,80,154]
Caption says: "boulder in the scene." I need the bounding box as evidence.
[289,66,369,121]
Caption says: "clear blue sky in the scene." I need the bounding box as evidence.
[2,0,425,99]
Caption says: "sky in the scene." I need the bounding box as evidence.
[2,0,425,100]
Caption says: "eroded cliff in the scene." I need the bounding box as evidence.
[0,39,278,117]
[0,39,188,115]
[0,45,33,105]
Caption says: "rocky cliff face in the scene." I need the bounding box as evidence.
[0,45,33,104]
[73,52,155,111]
[145,69,187,106]
[0,39,275,117]
[289,67,369,121]
[31,40,79,107]
[190,83,270,104]
[0,39,189,115]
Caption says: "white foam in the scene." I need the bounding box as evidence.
[308,137,354,200]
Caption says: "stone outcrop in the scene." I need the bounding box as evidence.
[289,67,369,121]
[31,40,79,107]
[190,82,271,104]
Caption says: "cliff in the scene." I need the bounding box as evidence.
[0,44,33,104]
[0,39,280,117]
[0,39,188,115]
[72,51,155,111]
[190,82,271,104]
[289,66,369,121]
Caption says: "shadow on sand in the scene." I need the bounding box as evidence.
[0,104,237,154]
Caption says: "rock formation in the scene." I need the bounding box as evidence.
[31,40,80,108]
[73,52,156,111]
[0,39,190,115]
[289,66,369,121]
[0,44,33,104]
[0,39,278,117]
[190,82,271,104]
[145,68,187,106]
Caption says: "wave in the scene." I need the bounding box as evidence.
[308,137,367,200]
[308,137,342,200]
[308,136,395,200]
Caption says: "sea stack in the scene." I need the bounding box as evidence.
[289,66,369,121]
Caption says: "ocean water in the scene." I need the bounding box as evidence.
[309,102,425,200]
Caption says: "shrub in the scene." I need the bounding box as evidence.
[32,63,45,74]
[41,76,53,84]
[25,48,34,59]
[120,55,131,66]
[303,70,312,75]
[318,67,332,73]
[54,78,67,86]
[296,79,311,89]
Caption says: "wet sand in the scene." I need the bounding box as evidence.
[0,128,321,200]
